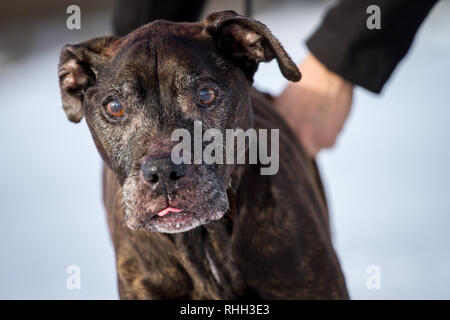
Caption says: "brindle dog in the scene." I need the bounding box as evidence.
[58,11,348,299]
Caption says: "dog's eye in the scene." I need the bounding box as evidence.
[197,88,216,107]
[105,100,125,118]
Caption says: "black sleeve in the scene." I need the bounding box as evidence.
[306,0,438,93]
[112,0,207,37]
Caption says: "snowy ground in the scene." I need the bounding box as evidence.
[0,0,449,299]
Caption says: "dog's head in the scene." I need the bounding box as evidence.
[58,11,300,233]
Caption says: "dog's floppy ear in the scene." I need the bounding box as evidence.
[203,10,301,83]
[58,36,118,122]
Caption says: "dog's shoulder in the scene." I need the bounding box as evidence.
[249,87,330,230]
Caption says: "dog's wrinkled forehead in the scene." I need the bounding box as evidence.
[98,21,229,107]
[118,20,204,45]
[110,21,216,72]
[106,24,205,78]
[89,23,237,138]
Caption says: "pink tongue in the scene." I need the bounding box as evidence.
[156,207,183,217]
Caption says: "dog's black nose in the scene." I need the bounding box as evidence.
[141,157,186,192]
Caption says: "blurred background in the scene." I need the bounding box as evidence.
[0,0,449,299]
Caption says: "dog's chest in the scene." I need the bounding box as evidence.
[171,223,245,299]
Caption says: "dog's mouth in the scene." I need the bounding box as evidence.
[122,167,229,233]
[144,206,224,233]
[150,207,195,232]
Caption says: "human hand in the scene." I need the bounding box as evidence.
[274,54,353,158]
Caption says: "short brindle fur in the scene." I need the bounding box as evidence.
[58,11,348,299]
